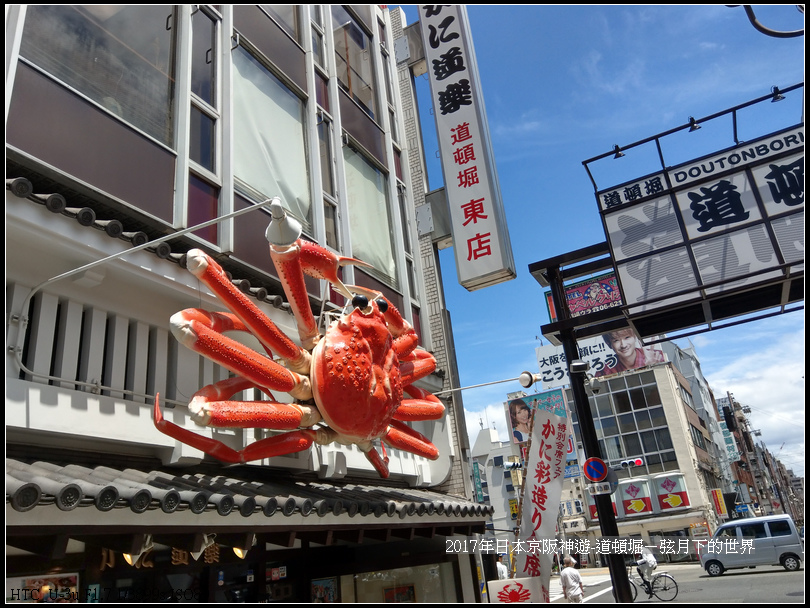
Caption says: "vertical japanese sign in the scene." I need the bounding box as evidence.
[418,5,516,291]
[513,388,569,602]
[711,488,728,518]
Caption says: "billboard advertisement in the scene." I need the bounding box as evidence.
[535,326,666,388]
[544,272,622,324]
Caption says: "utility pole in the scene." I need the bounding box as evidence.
[547,266,634,603]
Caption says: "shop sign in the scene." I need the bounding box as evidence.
[418,5,516,291]
[598,127,804,318]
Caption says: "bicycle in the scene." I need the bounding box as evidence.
[627,566,679,601]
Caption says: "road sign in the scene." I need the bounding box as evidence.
[583,457,609,483]
[736,504,749,513]
[587,482,612,495]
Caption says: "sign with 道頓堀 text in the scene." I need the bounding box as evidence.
[418,5,515,291]
[598,126,803,316]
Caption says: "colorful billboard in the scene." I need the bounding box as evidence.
[544,272,622,324]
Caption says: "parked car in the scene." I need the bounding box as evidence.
[700,514,803,576]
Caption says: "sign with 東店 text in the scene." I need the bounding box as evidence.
[418,5,516,291]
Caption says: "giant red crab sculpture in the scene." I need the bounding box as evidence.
[154,200,444,478]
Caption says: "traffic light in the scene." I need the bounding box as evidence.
[621,458,644,468]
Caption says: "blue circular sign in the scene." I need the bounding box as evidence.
[583,457,608,482]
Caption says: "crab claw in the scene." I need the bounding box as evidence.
[297,241,372,301]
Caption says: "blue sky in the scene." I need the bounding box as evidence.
[396,5,805,477]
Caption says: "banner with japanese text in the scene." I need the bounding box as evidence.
[513,388,569,602]
[418,5,515,291]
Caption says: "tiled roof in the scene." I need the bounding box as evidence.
[6,458,492,522]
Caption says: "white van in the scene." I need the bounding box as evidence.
[700,514,803,576]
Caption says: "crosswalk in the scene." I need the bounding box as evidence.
[548,574,614,602]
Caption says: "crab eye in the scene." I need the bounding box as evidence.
[375,298,388,313]
[352,294,369,309]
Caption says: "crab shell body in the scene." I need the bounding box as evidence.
[311,306,402,443]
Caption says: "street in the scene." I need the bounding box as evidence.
[550,563,805,603]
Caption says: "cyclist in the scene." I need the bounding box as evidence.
[635,545,658,595]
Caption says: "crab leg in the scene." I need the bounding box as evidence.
[382,420,440,460]
[186,377,322,429]
[399,349,438,386]
[155,396,318,464]
[270,240,371,351]
[185,249,310,374]
[171,309,312,401]
[394,386,446,421]
[361,446,390,479]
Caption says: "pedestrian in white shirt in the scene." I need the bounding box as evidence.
[560,555,584,603]
[496,554,509,580]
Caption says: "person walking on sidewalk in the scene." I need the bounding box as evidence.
[560,555,584,603]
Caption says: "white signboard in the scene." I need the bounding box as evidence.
[598,127,804,315]
[418,5,515,291]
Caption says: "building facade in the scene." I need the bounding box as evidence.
[6,5,488,602]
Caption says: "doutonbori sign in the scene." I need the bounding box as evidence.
[418,5,516,291]
[596,125,803,336]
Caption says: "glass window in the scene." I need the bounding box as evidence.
[625,372,642,387]
[323,199,339,250]
[635,409,652,430]
[618,413,637,433]
[191,8,216,106]
[768,520,793,537]
[188,174,219,243]
[623,433,643,456]
[629,387,647,410]
[596,394,613,417]
[601,416,618,436]
[318,120,335,196]
[332,5,378,119]
[602,436,623,461]
[343,146,397,284]
[661,451,679,470]
[612,391,632,414]
[644,385,662,407]
[20,5,176,146]
[639,370,656,385]
[232,46,311,227]
[716,526,738,539]
[640,431,658,453]
[655,428,673,450]
[262,5,299,41]
[740,523,768,539]
[190,105,215,171]
[608,377,626,392]
[649,407,667,427]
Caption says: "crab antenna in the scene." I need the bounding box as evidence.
[265,198,302,247]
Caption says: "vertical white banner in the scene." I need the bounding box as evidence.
[418,5,515,291]
[513,388,570,602]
